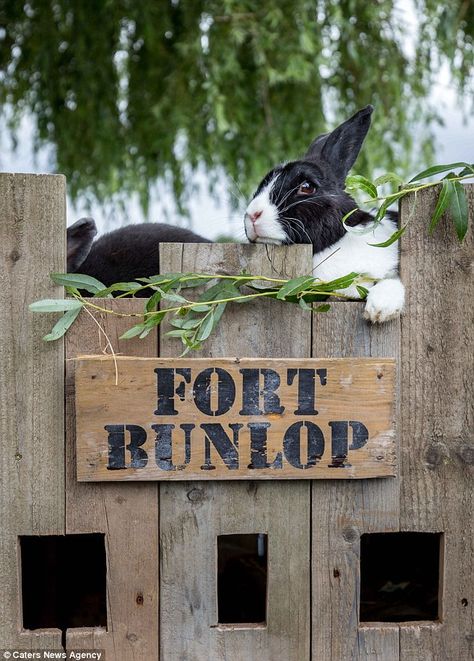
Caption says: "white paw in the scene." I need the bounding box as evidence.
[363,278,405,323]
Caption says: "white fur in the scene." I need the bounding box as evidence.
[364,278,405,323]
[244,183,404,323]
[312,218,405,323]
[244,176,286,244]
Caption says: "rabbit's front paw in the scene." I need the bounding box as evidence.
[364,278,405,323]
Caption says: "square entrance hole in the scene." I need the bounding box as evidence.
[217,533,267,625]
[360,532,442,622]
[21,534,107,632]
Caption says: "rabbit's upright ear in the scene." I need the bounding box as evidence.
[305,105,373,183]
[67,217,97,272]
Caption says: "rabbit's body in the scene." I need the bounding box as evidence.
[244,105,405,322]
[68,106,404,320]
[67,219,210,295]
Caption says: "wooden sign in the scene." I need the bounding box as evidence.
[75,356,396,481]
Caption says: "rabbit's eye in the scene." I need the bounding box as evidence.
[298,181,316,195]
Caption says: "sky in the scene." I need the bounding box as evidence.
[1,5,473,241]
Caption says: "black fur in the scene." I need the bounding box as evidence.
[246,105,388,254]
[67,217,97,272]
[67,219,210,295]
[67,106,387,296]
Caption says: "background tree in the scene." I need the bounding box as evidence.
[0,0,472,212]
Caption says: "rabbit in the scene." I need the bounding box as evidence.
[67,218,211,296]
[243,105,405,323]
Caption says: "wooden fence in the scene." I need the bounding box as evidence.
[0,172,472,660]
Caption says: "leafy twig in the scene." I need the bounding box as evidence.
[345,162,473,243]
[30,162,472,351]
[30,271,363,354]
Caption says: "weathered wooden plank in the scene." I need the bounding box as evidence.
[65,300,159,660]
[0,173,66,649]
[75,355,395,481]
[312,303,401,660]
[159,243,312,661]
[399,623,445,661]
[399,185,474,660]
[358,626,401,660]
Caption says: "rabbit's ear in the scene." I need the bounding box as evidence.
[305,105,373,182]
[67,217,97,272]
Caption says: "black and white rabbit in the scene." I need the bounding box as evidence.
[67,218,210,294]
[244,105,405,322]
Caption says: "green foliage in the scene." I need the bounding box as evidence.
[368,225,407,248]
[29,164,472,350]
[344,162,473,244]
[30,271,362,351]
[450,180,469,241]
[1,1,473,211]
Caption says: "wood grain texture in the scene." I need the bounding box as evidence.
[159,243,312,661]
[75,356,395,481]
[65,300,159,660]
[0,173,66,649]
[399,184,474,660]
[358,626,401,660]
[312,303,401,660]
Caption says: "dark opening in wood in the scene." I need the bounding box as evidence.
[20,534,107,633]
[360,532,442,622]
[217,533,267,625]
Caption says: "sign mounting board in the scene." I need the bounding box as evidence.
[75,356,396,481]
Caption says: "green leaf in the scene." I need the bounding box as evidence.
[139,327,154,338]
[374,190,406,222]
[458,165,474,177]
[222,284,246,302]
[429,179,454,234]
[373,172,404,187]
[314,303,331,312]
[120,311,166,340]
[212,302,227,325]
[295,292,327,303]
[196,312,215,341]
[199,280,240,302]
[369,225,407,247]
[449,181,469,241]
[120,323,147,339]
[409,162,471,183]
[169,316,203,329]
[188,303,212,312]
[246,284,279,296]
[277,276,315,300]
[341,208,359,225]
[160,277,185,292]
[246,279,276,290]
[50,272,106,294]
[180,334,203,356]
[145,289,162,312]
[160,290,188,304]
[178,276,215,288]
[356,286,369,299]
[165,329,188,338]
[143,310,167,328]
[95,282,142,297]
[29,299,84,312]
[43,305,83,341]
[345,175,378,198]
[319,272,359,291]
[299,297,312,311]
[138,273,182,284]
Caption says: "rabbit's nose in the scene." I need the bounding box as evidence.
[249,210,263,223]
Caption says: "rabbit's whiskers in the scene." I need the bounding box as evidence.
[276,184,300,211]
[281,216,313,244]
